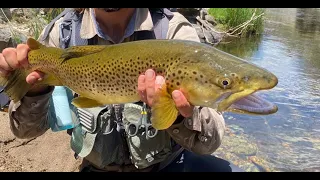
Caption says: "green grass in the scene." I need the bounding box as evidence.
[208,8,265,36]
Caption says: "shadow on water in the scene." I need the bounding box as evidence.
[214,8,320,172]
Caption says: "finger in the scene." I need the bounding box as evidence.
[0,53,13,72]
[172,90,194,118]
[137,74,147,103]
[26,71,45,85]
[145,69,155,106]
[2,48,20,69]
[16,44,30,68]
[155,75,165,91]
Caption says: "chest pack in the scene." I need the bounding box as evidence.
[42,8,184,170]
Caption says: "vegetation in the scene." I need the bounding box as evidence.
[0,8,64,46]
[208,8,265,36]
[28,8,65,40]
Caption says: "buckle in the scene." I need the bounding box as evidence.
[77,108,97,133]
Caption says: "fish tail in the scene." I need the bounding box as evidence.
[0,68,31,103]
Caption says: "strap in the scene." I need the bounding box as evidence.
[133,8,174,41]
[151,8,174,39]
[59,10,88,48]
[40,8,73,42]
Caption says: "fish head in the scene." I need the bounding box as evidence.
[179,43,278,115]
[213,65,279,115]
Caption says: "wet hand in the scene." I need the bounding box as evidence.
[0,44,48,94]
[138,69,194,118]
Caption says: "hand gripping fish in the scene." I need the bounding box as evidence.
[0,38,278,130]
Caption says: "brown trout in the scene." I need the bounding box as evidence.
[0,38,278,130]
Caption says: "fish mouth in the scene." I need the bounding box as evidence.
[217,90,278,115]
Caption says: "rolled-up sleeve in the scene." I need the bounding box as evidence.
[167,12,201,42]
[9,87,54,139]
[166,106,225,155]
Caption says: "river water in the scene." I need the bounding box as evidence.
[214,8,320,172]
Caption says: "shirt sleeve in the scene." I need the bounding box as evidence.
[9,87,54,139]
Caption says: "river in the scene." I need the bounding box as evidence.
[213,8,320,172]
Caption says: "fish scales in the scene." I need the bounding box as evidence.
[29,40,221,105]
[0,38,278,130]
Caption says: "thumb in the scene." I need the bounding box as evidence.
[26,70,46,85]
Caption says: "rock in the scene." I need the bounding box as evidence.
[177,8,201,17]
[202,28,216,44]
[0,28,14,52]
[205,14,217,26]
[0,8,12,22]
[193,24,205,39]
[21,8,38,19]
[10,8,24,17]
[200,9,208,20]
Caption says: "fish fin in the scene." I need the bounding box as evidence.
[27,38,45,50]
[0,69,31,103]
[37,74,63,86]
[151,83,179,130]
[71,96,104,108]
[60,45,107,62]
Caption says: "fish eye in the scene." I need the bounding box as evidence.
[219,78,232,89]
[222,80,229,86]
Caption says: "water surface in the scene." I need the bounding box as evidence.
[214,8,320,172]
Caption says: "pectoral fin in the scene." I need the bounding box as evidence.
[71,97,104,108]
[151,83,179,130]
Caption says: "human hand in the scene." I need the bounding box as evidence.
[137,69,194,118]
[0,44,48,95]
